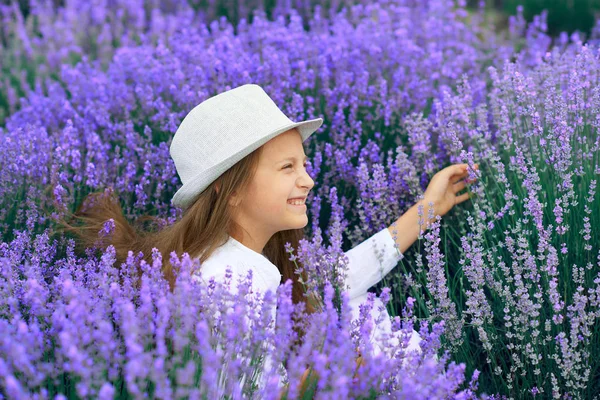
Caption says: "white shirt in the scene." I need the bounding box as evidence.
[192,227,422,390]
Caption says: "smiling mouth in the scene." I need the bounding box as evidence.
[287,199,306,205]
[287,203,307,208]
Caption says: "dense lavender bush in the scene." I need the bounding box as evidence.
[0,0,193,125]
[0,228,477,398]
[381,41,600,398]
[0,0,510,241]
[2,0,599,398]
[0,0,504,126]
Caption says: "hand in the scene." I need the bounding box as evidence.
[353,354,365,380]
[298,367,319,397]
[278,366,319,399]
[421,163,479,221]
[278,354,365,399]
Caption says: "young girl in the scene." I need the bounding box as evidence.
[63,83,478,395]
[169,83,478,393]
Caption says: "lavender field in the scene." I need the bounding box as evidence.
[1,0,599,398]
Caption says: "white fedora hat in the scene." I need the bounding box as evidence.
[169,84,323,210]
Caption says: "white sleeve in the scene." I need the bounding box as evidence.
[342,227,402,300]
[348,293,422,361]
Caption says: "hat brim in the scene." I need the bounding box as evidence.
[171,117,323,210]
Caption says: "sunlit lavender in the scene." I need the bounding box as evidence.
[0,228,477,398]
[1,0,599,398]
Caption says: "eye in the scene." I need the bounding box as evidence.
[283,163,308,170]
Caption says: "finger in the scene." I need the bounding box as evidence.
[453,180,467,194]
[454,163,481,183]
[450,165,469,184]
[458,164,472,176]
[355,356,363,368]
[451,175,467,185]
[448,164,468,176]
[459,163,480,172]
[467,163,480,178]
[456,192,472,204]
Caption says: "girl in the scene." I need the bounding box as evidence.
[60,84,478,396]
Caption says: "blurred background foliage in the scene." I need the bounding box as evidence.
[469,0,600,37]
[8,0,600,37]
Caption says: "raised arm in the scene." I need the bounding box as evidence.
[343,163,480,299]
[342,226,403,300]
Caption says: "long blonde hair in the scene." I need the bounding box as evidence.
[53,136,318,324]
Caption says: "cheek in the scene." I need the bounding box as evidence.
[248,174,294,216]
[269,193,292,215]
[249,190,286,215]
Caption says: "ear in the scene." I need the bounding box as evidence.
[215,180,240,207]
[228,191,241,207]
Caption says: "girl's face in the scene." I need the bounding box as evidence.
[229,128,314,253]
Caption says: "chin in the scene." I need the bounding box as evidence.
[289,215,309,228]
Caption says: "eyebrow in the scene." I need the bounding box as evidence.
[279,155,308,163]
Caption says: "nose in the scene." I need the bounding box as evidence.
[299,168,315,192]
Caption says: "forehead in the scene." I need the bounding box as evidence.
[261,129,305,160]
